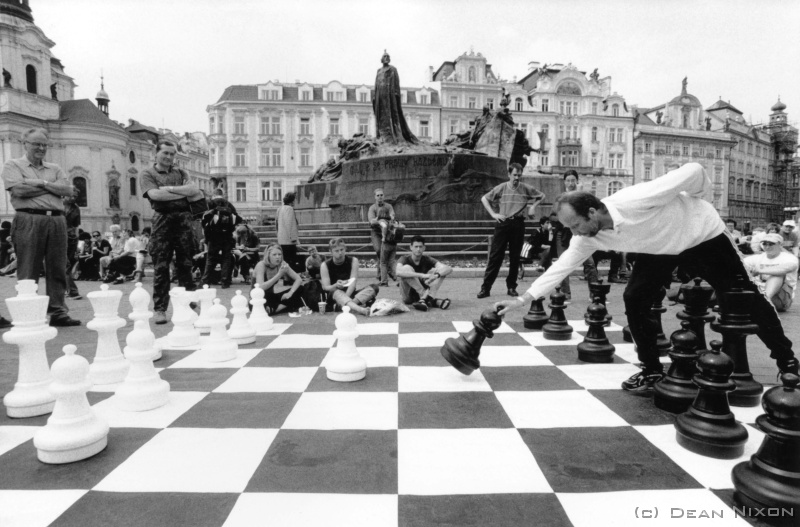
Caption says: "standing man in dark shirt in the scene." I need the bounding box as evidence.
[201,188,240,289]
[367,188,395,281]
[63,194,82,300]
[1,128,79,326]
[477,162,544,299]
[140,140,204,324]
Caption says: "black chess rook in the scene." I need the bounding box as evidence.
[653,323,702,413]
[523,297,549,330]
[732,374,800,525]
[542,287,573,341]
[674,343,748,459]
[440,308,503,376]
[577,296,615,363]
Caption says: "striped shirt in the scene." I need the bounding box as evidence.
[483,181,544,218]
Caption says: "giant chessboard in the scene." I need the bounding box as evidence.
[0,319,773,527]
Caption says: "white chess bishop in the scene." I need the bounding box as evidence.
[227,290,256,344]
[86,284,129,385]
[2,280,57,417]
[248,287,272,332]
[167,287,200,348]
[34,345,110,464]
[194,285,217,334]
[115,283,170,411]
[326,306,366,382]
[198,299,238,362]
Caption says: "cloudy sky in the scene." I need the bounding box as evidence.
[36,0,799,134]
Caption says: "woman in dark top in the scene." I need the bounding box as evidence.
[252,244,304,315]
[79,230,111,280]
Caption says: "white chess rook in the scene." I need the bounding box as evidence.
[228,290,256,344]
[326,306,366,382]
[86,284,129,385]
[194,285,217,334]
[34,345,110,464]
[2,280,57,417]
[199,299,238,362]
[249,287,272,332]
[167,287,200,348]
[115,283,170,411]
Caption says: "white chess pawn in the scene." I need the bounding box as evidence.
[86,284,129,385]
[228,290,256,345]
[167,287,200,348]
[249,287,272,332]
[194,285,217,334]
[198,299,238,362]
[115,283,170,411]
[326,306,366,382]
[2,279,57,417]
[34,345,109,464]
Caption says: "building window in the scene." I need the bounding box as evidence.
[419,120,429,137]
[300,118,310,135]
[644,142,651,153]
[234,148,246,167]
[235,182,246,202]
[25,65,37,94]
[234,116,245,135]
[329,118,339,136]
[715,148,721,159]
[698,147,705,157]
[608,181,623,195]
[419,94,428,104]
[591,127,598,142]
[558,125,564,140]
[590,180,597,195]
[541,124,549,141]
[682,145,689,156]
[515,98,523,111]
[358,117,369,135]
[559,101,565,114]
[270,117,281,135]
[209,117,215,134]
[468,66,476,82]
[301,90,311,101]
[131,215,139,232]
[541,99,549,112]
[217,119,224,134]
[271,148,282,167]
[129,177,137,196]
[591,152,598,167]
[591,102,598,115]
[449,119,459,135]
[260,117,269,135]
[211,148,217,166]
[486,98,494,109]
[611,104,620,117]
[260,148,269,167]
[261,180,283,202]
[73,177,87,207]
[468,97,477,109]
[539,151,549,166]
[560,150,579,167]
[300,147,311,167]
[615,154,624,169]
[665,144,672,154]
[450,96,458,108]
[644,166,652,180]
[267,90,279,100]
[359,92,368,103]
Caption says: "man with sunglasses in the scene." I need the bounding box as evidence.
[1,128,80,326]
[744,233,798,312]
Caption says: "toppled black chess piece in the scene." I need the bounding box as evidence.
[676,278,715,350]
[587,280,612,327]
[732,373,800,524]
[675,341,748,459]
[654,322,702,413]
[542,287,573,341]
[710,277,763,407]
[652,287,673,357]
[577,296,615,363]
[440,307,503,376]
[523,297,548,330]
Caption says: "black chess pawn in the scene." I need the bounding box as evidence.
[622,324,632,343]
[674,342,749,459]
[652,287,673,357]
[710,278,763,407]
[732,373,800,524]
[587,280,612,326]
[542,287,573,341]
[577,296,615,363]
[676,278,716,350]
[654,323,703,413]
[523,297,548,330]
[441,308,503,376]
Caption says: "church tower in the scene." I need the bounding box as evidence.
[96,75,109,116]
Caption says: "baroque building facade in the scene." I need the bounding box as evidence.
[207,81,441,222]
[0,0,209,234]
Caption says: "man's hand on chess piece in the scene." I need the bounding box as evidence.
[495,295,528,316]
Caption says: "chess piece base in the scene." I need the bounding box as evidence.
[542,324,573,341]
[653,382,697,414]
[577,341,615,363]
[440,337,481,375]
[114,379,170,412]
[523,314,548,330]
[231,335,256,345]
[326,369,367,382]
[37,436,107,465]
[732,460,800,526]
[5,399,54,418]
[675,413,748,459]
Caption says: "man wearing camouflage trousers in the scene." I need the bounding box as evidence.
[140,140,204,324]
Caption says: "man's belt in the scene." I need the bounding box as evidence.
[17,208,62,216]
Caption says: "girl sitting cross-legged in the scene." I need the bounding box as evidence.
[252,244,305,315]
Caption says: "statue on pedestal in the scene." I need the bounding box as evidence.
[373,51,418,146]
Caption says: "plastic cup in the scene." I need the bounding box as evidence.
[318,302,326,314]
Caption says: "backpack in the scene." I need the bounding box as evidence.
[202,205,238,235]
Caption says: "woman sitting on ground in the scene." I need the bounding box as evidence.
[252,244,305,315]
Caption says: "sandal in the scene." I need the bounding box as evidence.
[437,298,451,310]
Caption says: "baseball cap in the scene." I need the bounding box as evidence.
[762,233,783,244]
[783,220,796,227]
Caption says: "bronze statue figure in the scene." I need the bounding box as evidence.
[373,51,418,145]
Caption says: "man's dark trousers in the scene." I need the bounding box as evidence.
[150,211,196,313]
[482,217,525,292]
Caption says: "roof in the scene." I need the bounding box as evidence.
[125,119,159,135]
[635,110,657,126]
[216,84,440,106]
[432,62,455,81]
[58,99,116,126]
[706,99,743,114]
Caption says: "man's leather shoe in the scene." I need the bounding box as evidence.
[508,288,519,297]
[49,316,81,327]
[477,288,490,299]
[153,311,168,325]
